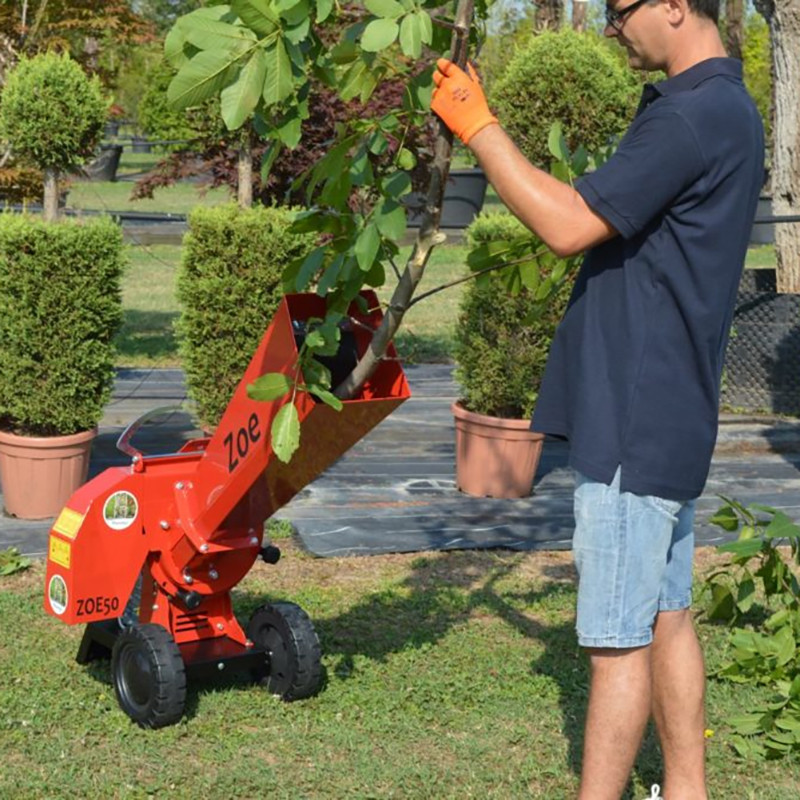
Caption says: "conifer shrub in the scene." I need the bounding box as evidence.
[176,204,315,427]
[489,30,639,169]
[0,215,125,436]
[454,212,574,419]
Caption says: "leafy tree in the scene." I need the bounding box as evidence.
[0,52,106,221]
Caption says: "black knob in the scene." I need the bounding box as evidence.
[176,589,203,610]
[259,545,281,564]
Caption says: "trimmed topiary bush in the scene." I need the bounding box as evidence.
[0,52,107,220]
[0,215,125,436]
[176,204,315,427]
[454,211,574,419]
[489,29,639,169]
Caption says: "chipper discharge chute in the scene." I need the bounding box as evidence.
[43,291,410,728]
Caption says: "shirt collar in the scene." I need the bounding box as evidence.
[637,57,743,114]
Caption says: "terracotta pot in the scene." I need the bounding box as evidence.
[452,402,544,499]
[0,428,97,519]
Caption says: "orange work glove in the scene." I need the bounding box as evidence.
[431,58,498,145]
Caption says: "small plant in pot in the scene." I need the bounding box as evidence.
[0,215,125,518]
[452,211,574,498]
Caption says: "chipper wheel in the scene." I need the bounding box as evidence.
[111,623,187,729]
[246,602,323,700]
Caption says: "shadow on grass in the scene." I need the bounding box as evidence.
[114,309,179,362]
[238,551,664,795]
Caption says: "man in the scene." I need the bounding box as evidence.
[431,2,764,799]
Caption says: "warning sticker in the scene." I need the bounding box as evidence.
[52,507,84,540]
[103,491,138,531]
[48,536,71,569]
[48,575,68,616]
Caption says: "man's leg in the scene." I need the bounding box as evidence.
[651,609,708,800]
[578,645,652,800]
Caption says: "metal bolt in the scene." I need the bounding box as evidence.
[245,639,254,648]
[152,604,159,611]
[249,536,259,546]
[132,455,140,463]
[247,528,255,535]
[182,571,193,585]
[208,569,219,580]
[217,662,225,671]
[200,543,209,553]
[216,622,224,631]
[175,481,184,490]
[159,520,170,530]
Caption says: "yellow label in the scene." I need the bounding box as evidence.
[52,507,84,540]
[48,536,71,569]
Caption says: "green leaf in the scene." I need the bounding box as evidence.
[168,50,242,110]
[729,713,767,735]
[295,246,327,291]
[285,16,311,44]
[365,0,404,17]
[181,17,257,53]
[709,504,739,531]
[271,402,300,463]
[775,625,796,666]
[339,59,369,102]
[383,171,412,198]
[355,223,381,271]
[361,18,399,52]
[518,260,540,290]
[276,109,303,148]
[220,48,267,130]
[307,385,344,411]
[397,148,416,169]
[302,358,331,389]
[736,577,756,614]
[706,582,736,621]
[260,138,283,180]
[317,254,344,296]
[262,38,294,106]
[765,511,800,540]
[399,14,422,58]
[717,538,763,559]
[276,0,309,25]
[247,372,292,402]
[417,10,433,43]
[316,0,333,21]
[547,121,570,163]
[231,0,279,36]
[164,25,190,69]
[375,200,406,240]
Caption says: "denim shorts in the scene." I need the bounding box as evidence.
[572,466,696,648]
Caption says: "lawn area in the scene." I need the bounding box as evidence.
[1,545,799,798]
[114,232,777,368]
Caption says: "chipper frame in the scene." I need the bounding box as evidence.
[43,292,410,728]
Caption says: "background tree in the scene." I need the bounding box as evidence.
[755,0,800,294]
[0,52,106,221]
[725,0,744,59]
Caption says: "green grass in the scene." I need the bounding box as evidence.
[1,547,799,798]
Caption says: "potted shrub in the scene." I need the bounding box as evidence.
[452,212,574,498]
[0,215,125,518]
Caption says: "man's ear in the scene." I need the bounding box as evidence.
[664,0,687,26]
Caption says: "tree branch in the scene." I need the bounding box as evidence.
[334,0,474,399]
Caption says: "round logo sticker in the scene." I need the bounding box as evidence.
[48,575,68,615]
[103,491,138,530]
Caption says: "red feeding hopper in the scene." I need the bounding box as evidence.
[43,291,410,727]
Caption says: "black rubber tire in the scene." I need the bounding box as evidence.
[111,623,186,729]
[246,602,323,700]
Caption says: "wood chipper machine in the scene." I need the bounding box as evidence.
[43,291,410,728]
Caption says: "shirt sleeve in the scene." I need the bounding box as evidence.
[576,108,705,240]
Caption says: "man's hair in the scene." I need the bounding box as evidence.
[686,0,720,23]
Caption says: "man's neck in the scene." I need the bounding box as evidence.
[664,27,728,77]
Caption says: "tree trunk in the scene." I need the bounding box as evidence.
[757,0,800,293]
[237,132,253,209]
[42,167,59,222]
[572,0,587,32]
[535,0,563,31]
[725,0,744,59]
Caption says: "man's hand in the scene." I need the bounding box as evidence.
[431,58,498,146]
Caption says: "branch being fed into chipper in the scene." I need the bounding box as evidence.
[333,0,476,401]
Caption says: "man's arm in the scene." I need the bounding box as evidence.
[431,59,617,257]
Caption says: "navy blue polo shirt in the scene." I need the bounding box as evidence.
[531,58,765,500]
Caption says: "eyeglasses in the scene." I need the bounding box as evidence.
[605,0,650,30]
